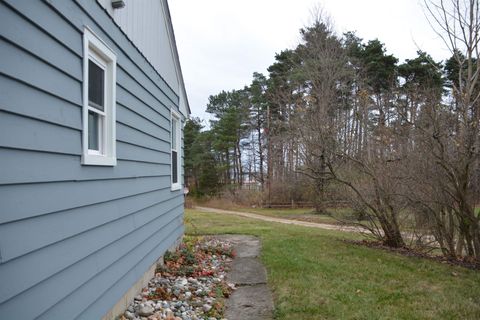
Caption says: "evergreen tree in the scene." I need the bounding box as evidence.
[183,118,220,196]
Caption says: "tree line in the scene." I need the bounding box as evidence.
[185,1,480,261]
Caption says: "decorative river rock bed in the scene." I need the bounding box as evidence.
[120,237,236,320]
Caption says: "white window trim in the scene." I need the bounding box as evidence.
[82,27,117,166]
[171,110,182,191]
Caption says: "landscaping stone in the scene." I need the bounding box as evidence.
[121,237,235,320]
[120,235,273,320]
[138,305,155,317]
[124,311,135,319]
[203,303,212,312]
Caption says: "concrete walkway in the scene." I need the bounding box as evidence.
[196,206,364,233]
[215,235,274,320]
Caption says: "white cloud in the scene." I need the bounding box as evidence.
[169,0,449,119]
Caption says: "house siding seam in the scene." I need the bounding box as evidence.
[0,0,185,319]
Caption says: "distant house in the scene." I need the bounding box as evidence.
[0,0,189,319]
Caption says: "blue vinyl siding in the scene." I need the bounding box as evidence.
[0,0,185,319]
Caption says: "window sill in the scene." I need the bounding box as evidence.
[171,183,181,191]
[82,153,117,166]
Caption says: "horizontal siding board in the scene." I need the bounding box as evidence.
[0,197,183,304]
[0,75,81,130]
[77,225,184,320]
[0,149,169,185]
[3,0,83,57]
[4,0,178,106]
[114,63,175,117]
[0,2,82,81]
[116,141,170,165]
[117,122,170,153]
[0,111,81,155]
[0,38,81,106]
[0,176,170,224]
[0,0,185,319]
[45,224,184,320]
[0,91,170,160]
[0,188,173,262]
[117,84,170,132]
[117,104,169,142]
[116,67,173,121]
[0,203,183,319]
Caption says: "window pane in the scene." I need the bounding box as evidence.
[172,150,178,183]
[171,118,177,149]
[88,59,104,111]
[88,111,99,151]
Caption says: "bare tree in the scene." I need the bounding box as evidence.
[290,12,348,213]
[421,0,480,259]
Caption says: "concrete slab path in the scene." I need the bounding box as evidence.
[214,235,274,320]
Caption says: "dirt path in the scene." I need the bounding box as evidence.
[195,206,365,233]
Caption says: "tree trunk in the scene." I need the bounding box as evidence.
[257,121,264,190]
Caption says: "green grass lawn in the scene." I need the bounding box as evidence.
[185,208,480,320]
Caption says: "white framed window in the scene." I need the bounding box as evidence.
[81,27,117,166]
[171,110,181,190]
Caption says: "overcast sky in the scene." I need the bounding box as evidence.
[169,0,450,119]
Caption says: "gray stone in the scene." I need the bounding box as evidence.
[124,311,135,320]
[122,237,243,320]
[138,305,155,317]
[192,300,203,307]
[145,300,155,307]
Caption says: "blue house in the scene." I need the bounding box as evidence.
[0,0,189,318]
